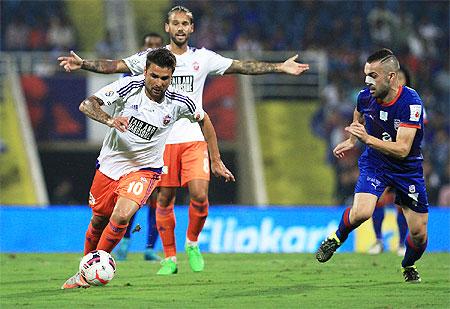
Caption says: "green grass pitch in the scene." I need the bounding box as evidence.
[1,253,449,308]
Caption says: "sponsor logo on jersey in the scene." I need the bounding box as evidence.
[409,185,416,193]
[128,116,158,140]
[409,105,421,121]
[394,119,400,130]
[193,61,200,71]
[131,104,138,111]
[163,114,172,125]
[172,75,194,92]
[380,110,388,121]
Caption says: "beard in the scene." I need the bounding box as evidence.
[171,33,188,47]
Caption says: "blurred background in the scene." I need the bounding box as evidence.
[0,0,449,253]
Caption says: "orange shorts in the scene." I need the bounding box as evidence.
[158,141,210,187]
[88,169,161,217]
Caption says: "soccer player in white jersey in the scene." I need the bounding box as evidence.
[61,48,234,289]
[58,5,309,275]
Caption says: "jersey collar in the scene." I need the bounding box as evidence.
[379,86,403,107]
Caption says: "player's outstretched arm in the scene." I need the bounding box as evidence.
[58,51,131,74]
[79,96,129,132]
[199,113,235,182]
[224,54,309,75]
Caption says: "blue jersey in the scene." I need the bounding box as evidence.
[356,86,424,170]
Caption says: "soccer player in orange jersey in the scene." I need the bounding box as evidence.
[61,48,234,289]
[58,5,309,275]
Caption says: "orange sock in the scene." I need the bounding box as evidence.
[96,220,128,253]
[156,203,176,257]
[187,199,208,242]
[84,223,103,255]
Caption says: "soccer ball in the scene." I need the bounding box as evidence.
[79,250,116,286]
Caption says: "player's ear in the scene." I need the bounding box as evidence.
[190,23,194,33]
[164,23,169,33]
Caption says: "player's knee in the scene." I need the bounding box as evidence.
[189,191,208,204]
[410,228,427,245]
[157,192,175,207]
[110,212,129,225]
[91,216,108,229]
[351,208,372,223]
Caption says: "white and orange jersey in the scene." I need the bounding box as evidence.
[123,45,233,144]
[93,75,204,180]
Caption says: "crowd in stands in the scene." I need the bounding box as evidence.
[183,1,449,205]
[1,0,77,52]
[1,0,448,205]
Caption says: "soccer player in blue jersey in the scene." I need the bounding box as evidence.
[368,66,414,256]
[316,49,429,283]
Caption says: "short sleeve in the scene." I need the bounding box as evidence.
[356,89,365,113]
[203,49,233,75]
[122,49,150,75]
[92,79,123,106]
[399,101,423,129]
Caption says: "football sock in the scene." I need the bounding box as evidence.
[96,219,128,253]
[402,234,427,267]
[397,209,408,245]
[124,214,136,239]
[147,198,158,249]
[187,199,208,242]
[156,203,176,258]
[84,222,103,255]
[372,206,385,241]
[335,207,363,243]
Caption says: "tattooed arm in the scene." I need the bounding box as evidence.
[58,51,131,74]
[224,54,309,75]
[79,96,129,132]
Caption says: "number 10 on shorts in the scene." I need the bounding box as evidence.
[127,181,144,195]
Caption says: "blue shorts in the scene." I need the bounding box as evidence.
[355,157,429,213]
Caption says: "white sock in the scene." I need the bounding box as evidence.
[186,238,198,247]
[166,256,177,263]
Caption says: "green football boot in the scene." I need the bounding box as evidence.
[185,243,204,272]
[156,258,178,275]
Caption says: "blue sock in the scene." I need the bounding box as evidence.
[402,234,427,267]
[397,210,408,245]
[146,206,158,249]
[372,207,385,241]
[124,214,136,239]
[335,207,362,243]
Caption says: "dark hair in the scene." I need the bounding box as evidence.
[399,65,411,87]
[145,48,176,72]
[167,5,194,23]
[143,32,163,43]
[367,48,400,72]
[367,48,394,63]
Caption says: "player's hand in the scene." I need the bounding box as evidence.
[345,122,369,143]
[57,50,83,72]
[211,159,236,182]
[107,116,129,132]
[333,138,356,159]
[280,54,310,75]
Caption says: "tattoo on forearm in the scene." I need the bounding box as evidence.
[228,60,281,75]
[81,60,120,74]
[80,97,112,125]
